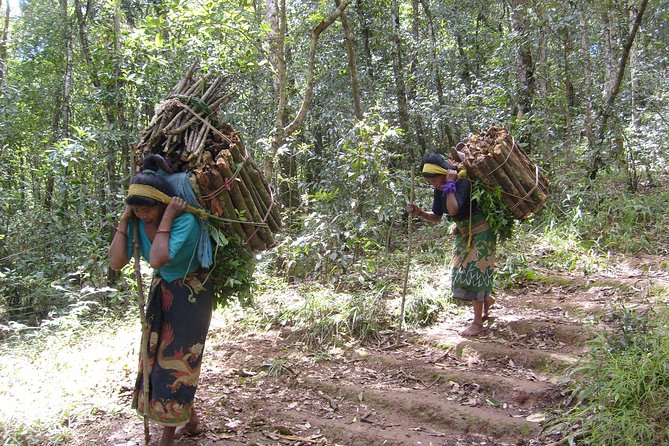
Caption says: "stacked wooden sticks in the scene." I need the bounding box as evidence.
[452,126,549,219]
[137,63,280,251]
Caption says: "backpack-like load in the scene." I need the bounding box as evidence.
[136,63,280,252]
[451,126,549,219]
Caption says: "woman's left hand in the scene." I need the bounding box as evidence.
[164,197,187,221]
[446,169,458,182]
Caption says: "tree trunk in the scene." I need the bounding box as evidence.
[420,0,454,149]
[0,0,9,88]
[46,0,74,210]
[60,0,73,140]
[537,16,549,150]
[560,27,575,150]
[509,0,535,151]
[355,0,374,85]
[455,34,473,95]
[336,0,362,121]
[578,1,596,160]
[108,1,127,282]
[114,2,130,187]
[601,3,618,99]
[589,0,649,180]
[408,0,427,153]
[265,0,352,214]
[306,122,325,191]
[74,0,99,86]
[625,0,643,190]
[283,0,352,137]
[390,0,409,135]
[265,0,286,181]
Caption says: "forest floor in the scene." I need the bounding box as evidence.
[68,253,669,446]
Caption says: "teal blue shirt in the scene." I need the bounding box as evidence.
[126,213,201,283]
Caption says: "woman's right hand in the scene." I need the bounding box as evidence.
[120,206,134,223]
[406,202,421,217]
[110,206,134,271]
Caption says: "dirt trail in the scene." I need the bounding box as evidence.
[80,255,668,446]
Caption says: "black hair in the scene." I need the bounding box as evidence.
[420,153,451,178]
[141,154,177,174]
[125,155,175,206]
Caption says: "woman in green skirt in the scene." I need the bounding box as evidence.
[407,153,496,336]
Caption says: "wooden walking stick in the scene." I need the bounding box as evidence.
[132,218,151,445]
[399,164,415,331]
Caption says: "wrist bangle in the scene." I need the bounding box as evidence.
[156,229,171,234]
[115,227,127,236]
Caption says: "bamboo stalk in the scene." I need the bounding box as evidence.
[477,154,531,218]
[200,75,225,103]
[194,126,210,159]
[137,65,280,251]
[165,114,200,136]
[460,126,548,219]
[227,139,281,227]
[495,141,547,206]
[470,151,528,218]
[214,158,267,251]
[209,91,236,111]
[199,169,248,241]
[495,141,535,189]
[242,166,281,233]
[490,145,527,192]
[162,109,189,134]
[182,75,208,97]
[219,152,275,247]
[170,61,199,95]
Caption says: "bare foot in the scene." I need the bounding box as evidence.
[460,323,484,336]
[483,296,496,320]
[175,420,203,438]
[158,426,176,446]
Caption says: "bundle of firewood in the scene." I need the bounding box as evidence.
[136,63,280,251]
[450,126,548,219]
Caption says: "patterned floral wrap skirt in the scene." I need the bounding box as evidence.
[132,272,213,426]
[450,213,496,302]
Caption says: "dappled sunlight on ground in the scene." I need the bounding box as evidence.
[0,313,139,436]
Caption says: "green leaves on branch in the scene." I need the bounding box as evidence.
[207,226,255,310]
[470,180,516,243]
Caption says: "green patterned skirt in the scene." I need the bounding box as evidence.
[450,213,496,302]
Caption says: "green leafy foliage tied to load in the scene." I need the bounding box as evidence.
[207,226,256,309]
[470,180,516,243]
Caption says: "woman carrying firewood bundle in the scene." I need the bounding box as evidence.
[109,155,211,445]
[407,153,496,336]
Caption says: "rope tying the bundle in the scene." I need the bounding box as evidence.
[510,164,540,211]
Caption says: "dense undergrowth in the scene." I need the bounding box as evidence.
[545,304,669,446]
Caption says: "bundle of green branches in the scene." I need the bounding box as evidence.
[137,62,281,252]
[207,226,255,309]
